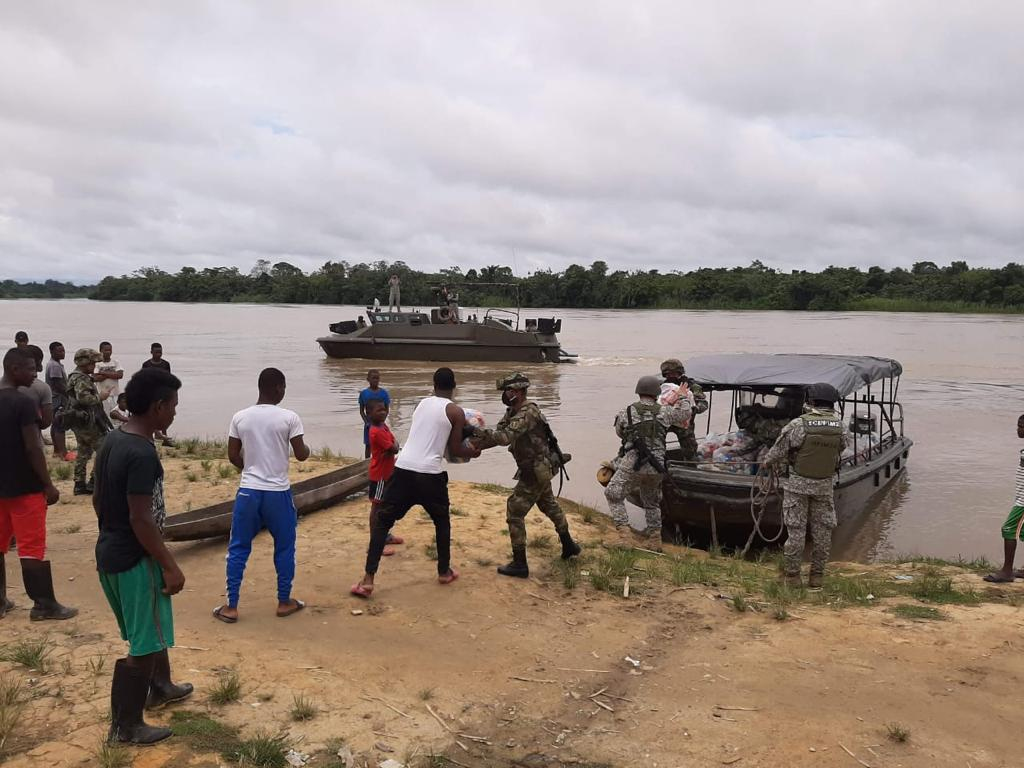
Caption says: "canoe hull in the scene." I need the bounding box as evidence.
[162,460,370,542]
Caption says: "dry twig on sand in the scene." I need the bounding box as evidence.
[361,694,412,719]
[838,743,872,768]
[425,703,453,732]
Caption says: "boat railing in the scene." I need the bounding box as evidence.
[484,307,520,331]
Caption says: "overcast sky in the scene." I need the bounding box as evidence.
[1,2,1022,282]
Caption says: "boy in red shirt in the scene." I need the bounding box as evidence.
[363,401,403,568]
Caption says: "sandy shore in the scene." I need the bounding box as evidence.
[1,445,1023,768]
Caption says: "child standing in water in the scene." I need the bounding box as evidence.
[358,370,390,458]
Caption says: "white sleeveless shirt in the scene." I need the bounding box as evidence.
[395,395,453,474]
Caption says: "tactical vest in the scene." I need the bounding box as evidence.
[793,411,843,479]
[622,402,666,451]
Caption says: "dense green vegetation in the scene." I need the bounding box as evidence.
[0,279,90,299]
[6,259,1024,311]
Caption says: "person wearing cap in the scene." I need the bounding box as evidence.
[660,359,708,462]
[473,372,580,578]
[762,383,850,589]
[67,348,113,495]
[605,375,692,550]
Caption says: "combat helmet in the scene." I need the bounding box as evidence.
[659,358,685,376]
[74,348,102,366]
[805,382,841,406]
[635,375,661,397]
[497,372,530,390]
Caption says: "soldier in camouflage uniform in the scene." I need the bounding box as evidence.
[605,375,691,549]
[473,372,580,578]
[762,383,850,589]
[660,359,707,462]
[67,348,112,495]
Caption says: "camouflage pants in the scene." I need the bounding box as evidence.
[672,427,698,462]
[507,479,568,550]
[72,428,106,484]
[782,490,836,576]
[604,465,663,535]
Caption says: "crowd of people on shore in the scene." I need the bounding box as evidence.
[3,325,1023,750]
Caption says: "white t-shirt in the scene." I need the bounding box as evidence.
[395,395,453,475]
[228,404,304,491]
[96,358,122,414]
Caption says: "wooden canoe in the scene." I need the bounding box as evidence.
[162,459,370,542]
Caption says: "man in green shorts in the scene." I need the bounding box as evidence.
[985,414,1024,583]
[93,367,192,745]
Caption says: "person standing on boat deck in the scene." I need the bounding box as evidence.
[350,367,479,598]
[983,414,1024,583]
[762,383,849,589]
[214,368,310,623]
[93,367,192,745]
[660,359,707,462]
[388,274,401,313]
[472,372,580,579]
[605,375,691,550]
[0,347,76,622]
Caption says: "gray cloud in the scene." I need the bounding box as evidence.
[1,1,1022,282]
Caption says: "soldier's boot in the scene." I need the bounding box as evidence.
[807,570,824,590]
[0,554,13,618]
[558,530,581,560]
[497,547,530,579]
[21,559,79,621]
[73,481,90,496]
[642,527,663,553]
[109,658,173,745]
[612,525,634,548]
[782,572,803,589]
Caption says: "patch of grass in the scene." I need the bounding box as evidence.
[473,557,494,567]
[185,471,198,483]
[223,731,288,767]
[670,557,713,586]
[95,741,132,768]
[579,506,595,525]
[290,693,316,721]
[209,669,242,705]
[473,482,513,495]
[890,604,948,621]
[0,637,53,672]
[316,446,335,461]
[200,459,213,473]
[217,464,234,478]
[886,721,911,743]
[905,570,980,605]
[816,571,891,607]
[449,506,467,517]
[180,438,200,455]
[59,523,81,534]
[86,655,107,676]
[51,463,73,481]
[527,533,553,550]
[418,687,436,701]
[555,558,580,590]
[171,710,241,753]
[425,540,438,561]
[731,594,749,612]
[0,674,25,753]
[893,553,993,573]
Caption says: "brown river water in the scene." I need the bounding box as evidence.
[3,299,1022,563]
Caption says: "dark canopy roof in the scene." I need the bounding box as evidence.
[685,354,903,397]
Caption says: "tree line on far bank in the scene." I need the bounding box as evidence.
[4,259,1024,313]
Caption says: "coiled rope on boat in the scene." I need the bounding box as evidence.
[739,463,785,557]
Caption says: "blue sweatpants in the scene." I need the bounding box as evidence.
[225,488,297,607]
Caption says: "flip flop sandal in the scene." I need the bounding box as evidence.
[983,574,1015,583]
[438,567,460,585]
[386,534,405,545]
[277,599,305,617]
[382,546,397,557]
[350,583,373,599]
[212,605,238,624]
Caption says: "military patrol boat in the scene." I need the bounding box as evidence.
[659,354,912,544]
[317,285,576,363]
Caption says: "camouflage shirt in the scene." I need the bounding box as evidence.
[476,401,553,468]
[687,379,709,416]
[763,407,851,495]
[615,397,692,472]
[68,370,102,408]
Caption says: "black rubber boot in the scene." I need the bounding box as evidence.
[558,530,581,560]
[497,547,529,579]
[807,571,824,590]
[73,481,90,496]
[0,554,12,618]
[146,650,194,710]
[109,658,173,745]
[20,559,79,621]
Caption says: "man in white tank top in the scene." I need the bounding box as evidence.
[351,368,479,597]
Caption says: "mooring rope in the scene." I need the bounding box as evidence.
[740,463,785,557]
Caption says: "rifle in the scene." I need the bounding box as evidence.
[541,419,571,496]
[622,405,667,474]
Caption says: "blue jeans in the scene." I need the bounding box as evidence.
[226,488,297,607]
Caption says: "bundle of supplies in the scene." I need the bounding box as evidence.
[658,383,693,428]
[445,407,486,464]
[696,430,760,474]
